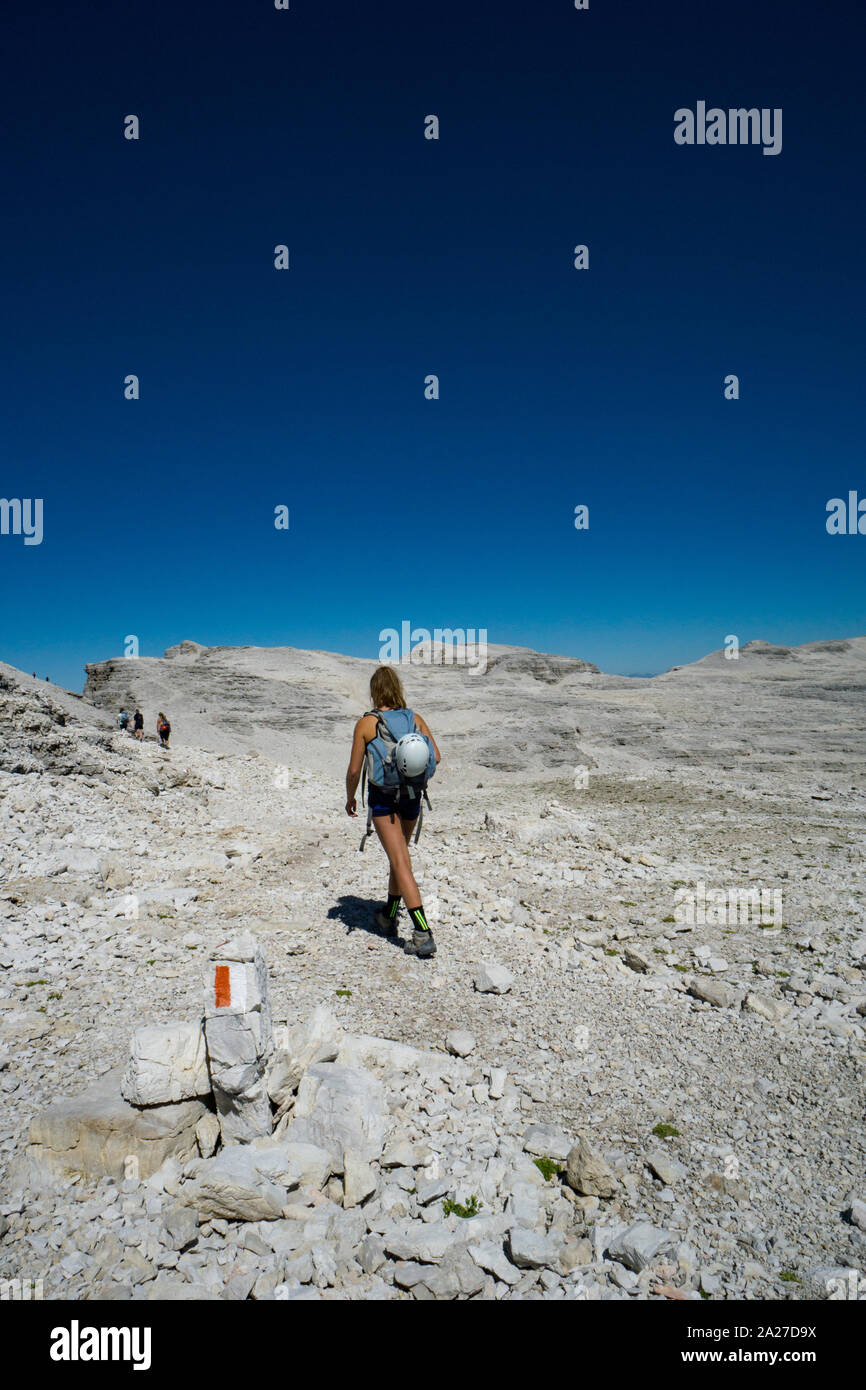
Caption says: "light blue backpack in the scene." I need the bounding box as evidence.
[359,707,436,850]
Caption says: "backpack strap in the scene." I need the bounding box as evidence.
[412,788,432,845]
[359,800,374,852]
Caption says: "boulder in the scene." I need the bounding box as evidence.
[506,1227,564,1271]
[178,1145,299,1222]
[121,1021,210,1106]
[381,1140,433,1170]
[689,978,735,1009]
[607,1221,675,1272]
[468,1240,521,1286]
[623,947,653,974]
[195,1113,220,1158]
[27,1067,206,1182]
[522,1124,572,1163]
[473,964,513,995]
[287,1062,390,1165]
[343,1150,378,1208]
[266,1007,344,1107]
[445,1030,476,1058]
[743,992,791,1024]
[384,1221,460,1265]
[564,1137,618,1198]
[250,1138,332,1190]
[646,1150,687,1185]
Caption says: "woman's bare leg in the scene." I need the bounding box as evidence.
[374,814,421,907]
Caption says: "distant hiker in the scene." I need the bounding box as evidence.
[345,666,440,958]
[157,712,171,748]
[133,708,144,741]
[118,708,130,732]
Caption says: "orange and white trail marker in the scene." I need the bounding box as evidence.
[214,965,231,1009]
[211,961,247,1013]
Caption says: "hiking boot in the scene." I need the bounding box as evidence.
[373,908,399,936]
[405,927,436,958]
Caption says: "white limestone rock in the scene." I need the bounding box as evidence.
[121,1021,210,1106]
[266,1007,344,1107]
[26,1067,206,1182]
[288,1062,390,1165]
[473,964,513,995]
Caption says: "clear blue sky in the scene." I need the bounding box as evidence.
[2,0,864,690]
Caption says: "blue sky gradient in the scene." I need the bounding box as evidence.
[2,0,864,689]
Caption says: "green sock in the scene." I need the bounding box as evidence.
[386,893,401,919]
[408,905,431,933]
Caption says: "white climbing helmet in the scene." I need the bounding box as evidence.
[395,732,429,778]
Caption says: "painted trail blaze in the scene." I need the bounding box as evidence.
[214,964,231,1008]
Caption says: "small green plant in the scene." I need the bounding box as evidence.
[156,912,173,919]
[48,992,62,1000]
[661,916,675,923]
[779,1270,799,1283]
[533,1157,562,1182]
[443,1194,481,1219]
[336,988,352,998]
[652,1122,680,1139]
[673,964,688,973]
[26,980,47,986]
[604,948,619,957]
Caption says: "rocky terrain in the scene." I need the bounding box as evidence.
[1,636,865,1301]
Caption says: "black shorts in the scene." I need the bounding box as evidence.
[369,788,420,821]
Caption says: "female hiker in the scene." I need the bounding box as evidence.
[345,666,440,958]
[157,712,171,748]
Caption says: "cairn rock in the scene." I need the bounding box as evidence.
[266,1007,344,1108]
[121,1021,210,1106]
[204,934,274,1144]
[178,1145,300,1222]
[564,1137,618,1198]
[26,1067,206,1182]
[250,1138,332,1190]
[287,1062,390,1165]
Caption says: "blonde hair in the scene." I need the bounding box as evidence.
[369,666,406,710]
